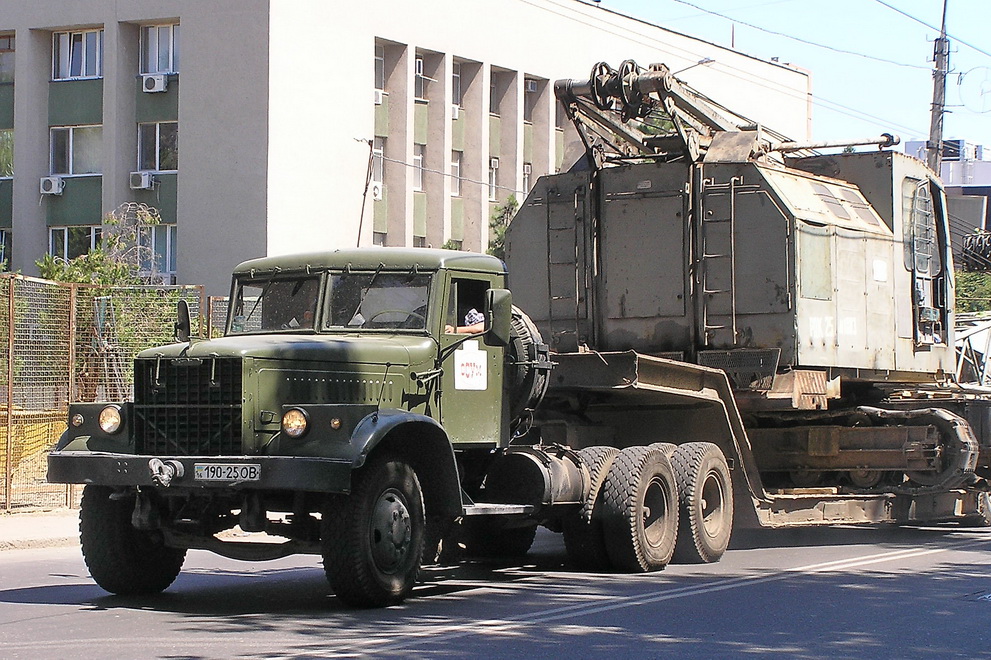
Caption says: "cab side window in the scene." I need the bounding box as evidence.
[445,278,488,334]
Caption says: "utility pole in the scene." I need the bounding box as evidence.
[927,0,950,173]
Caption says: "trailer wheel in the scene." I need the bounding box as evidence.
[960,491,991,528]
[321,453,425,607]
[461,517,538,558]
[563,446,620,570]
[79,485,186,595]
[671,442,734,564]
[601,445,679,572]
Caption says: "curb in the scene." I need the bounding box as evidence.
[0,536,80,552]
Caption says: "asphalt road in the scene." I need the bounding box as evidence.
[1,524,990,659]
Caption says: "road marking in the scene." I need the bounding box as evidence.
[371,533,991,653]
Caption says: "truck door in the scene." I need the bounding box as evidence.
[439,274,507,446]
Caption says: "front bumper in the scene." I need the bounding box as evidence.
[47,451,353,494]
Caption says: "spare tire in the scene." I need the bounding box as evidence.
[506,306,551,431]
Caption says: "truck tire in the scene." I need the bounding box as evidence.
[671,442,734,564]
[321,453,425,608]
[79,485,186,595]
[601,445,679,572]
[563,446,620,570]
[461,517,538,558]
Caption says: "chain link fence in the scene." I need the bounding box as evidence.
[1,274,205,511]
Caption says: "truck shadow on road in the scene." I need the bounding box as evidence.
[0,524,986,617]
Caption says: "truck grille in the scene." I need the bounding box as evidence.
[133,357,243,456]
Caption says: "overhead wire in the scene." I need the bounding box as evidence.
[518,0,930,137]
[668,0,930,70]
[871,0,991,60]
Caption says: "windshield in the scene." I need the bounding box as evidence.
[229,276,321,334]
[326,272,431,330]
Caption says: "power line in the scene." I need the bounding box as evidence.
[380,154,526,196]
[521,0,930,137]
[871,0,991,60]
[668,0,930,70]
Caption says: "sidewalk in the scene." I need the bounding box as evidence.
[0,509,80,551]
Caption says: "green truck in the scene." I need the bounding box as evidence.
[49,60,991,608]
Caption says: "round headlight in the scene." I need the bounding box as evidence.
[98,405,123,434]
[282,408,309,439]
[71,413,85,427]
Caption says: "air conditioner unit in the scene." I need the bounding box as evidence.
[142,74,167,93]
[451,104,460,120]
[489,157,500,170]
[40,176,64,195]
[130,171,155,190]
[370,182,383,201]
[373,89,384,105]
[523,163,532,176]
[525,79,539,93]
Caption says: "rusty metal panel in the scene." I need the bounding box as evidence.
[599,164,689,320]
[797,223,832,301]
[505,171,593,351]
[748,424,937,471]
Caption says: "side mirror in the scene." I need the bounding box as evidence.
[485,288,512,346]
[175,299,191,343]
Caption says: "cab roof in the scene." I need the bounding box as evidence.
[233,247,506,277]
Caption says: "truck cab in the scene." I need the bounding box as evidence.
[48,248,540,608]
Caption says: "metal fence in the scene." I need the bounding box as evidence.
[1,274,205,511]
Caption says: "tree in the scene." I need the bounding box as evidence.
[955,271,991,313]
[487,195,518,261]
[37,203,162,286]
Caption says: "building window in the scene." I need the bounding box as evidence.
[373,231,387,246]
[372,138,385,186]
[524,79,539,123]
[374,43,385,91]
[53,29,103,80]
[50,125,102,175]
[138,223,177,279]
[0,34,14,84]
[451,151,462,197]
[138,122,178,171]
[49,226,101,261]
[488,157,499,201]
[141,24,179,74]
[489,78,499,115]
[413,144,425,191]
[523,163,532,195]
[0,229,11,269]
[414,56,426,100]
[452,62,461,107]
[0,129,12,177]
[413,236,427,248]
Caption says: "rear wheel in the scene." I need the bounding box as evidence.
[79,485,186,595]
[321,454,425,607]
[563,446,620,570]
[671,442,733,563]
[601,445,679,572]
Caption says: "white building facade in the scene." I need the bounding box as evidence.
[0,0,813,294]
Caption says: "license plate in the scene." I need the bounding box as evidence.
[194,463,261,482]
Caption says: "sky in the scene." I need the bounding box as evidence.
[592,0,991,154]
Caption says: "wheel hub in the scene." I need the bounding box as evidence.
[370,488,412,573]
[700,471,726,540]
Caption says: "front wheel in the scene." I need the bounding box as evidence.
[321,454,426,607]
[79,485,186,595]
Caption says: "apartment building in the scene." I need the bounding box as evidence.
[0,0,812,294]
